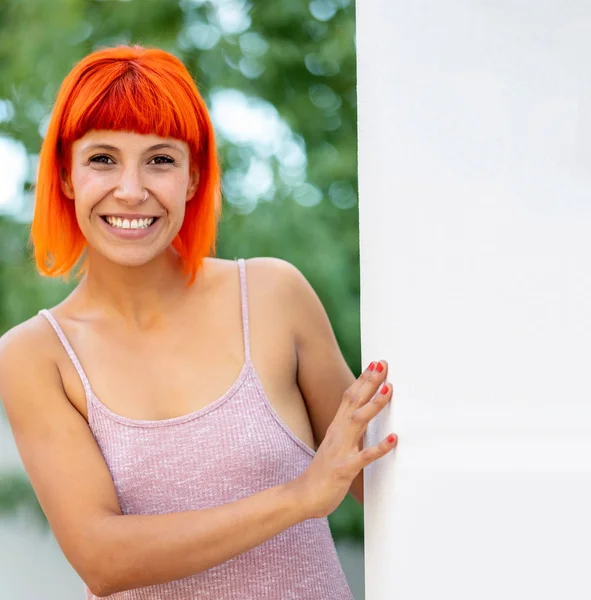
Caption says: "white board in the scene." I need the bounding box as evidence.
[357,2,591,598]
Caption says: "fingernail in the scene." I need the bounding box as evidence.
[376,362,384,373]
[380,384,388,394]
[368,362,376,371]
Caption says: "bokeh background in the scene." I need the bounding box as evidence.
[0,0,364,597]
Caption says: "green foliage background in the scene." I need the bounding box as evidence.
[0,0,362,541]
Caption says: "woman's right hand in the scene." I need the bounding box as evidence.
[295,359,397,519]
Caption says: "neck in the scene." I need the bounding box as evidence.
[76,247,208,329]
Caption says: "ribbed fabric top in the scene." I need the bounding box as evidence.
[39,258,353,600]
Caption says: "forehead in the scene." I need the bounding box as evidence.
[73,130,189,154]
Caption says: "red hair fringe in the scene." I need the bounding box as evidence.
[31,44,221,286]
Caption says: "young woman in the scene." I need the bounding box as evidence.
[0,45,397,599]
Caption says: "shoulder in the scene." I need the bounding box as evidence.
[205,257,324,349]
[0,314,68,434]
[240,257,327,340]
[0,314,60,396]
[0,313,54,363]
[243,256,303,283]
[211,256,309,297]
[242,257,318,310]
[210,256,321,340]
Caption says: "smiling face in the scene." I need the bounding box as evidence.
[61,129,199,268]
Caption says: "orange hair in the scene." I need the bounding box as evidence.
[31,44,221,286]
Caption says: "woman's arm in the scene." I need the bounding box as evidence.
[268,258,366,505]
[92,481,307,595]
[0,319,313,597]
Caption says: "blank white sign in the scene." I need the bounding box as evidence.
[357,2,591,598]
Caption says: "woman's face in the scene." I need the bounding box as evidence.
[61,129,199,268]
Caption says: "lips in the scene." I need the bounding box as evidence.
[98,213,162,239]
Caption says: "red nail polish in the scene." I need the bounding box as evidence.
[376,362,384,373]
[380,384,388,394]
[368,362,375,371]
[387,434,396,444]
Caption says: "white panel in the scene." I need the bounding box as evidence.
[357,1,591,598]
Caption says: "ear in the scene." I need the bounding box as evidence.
[60,167,75,200]
[186,168,200,202]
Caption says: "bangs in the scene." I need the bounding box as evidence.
[61,60,201,156]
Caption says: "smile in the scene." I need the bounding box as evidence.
[101,216,157,230]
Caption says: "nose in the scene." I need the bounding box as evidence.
[113,166,146,205]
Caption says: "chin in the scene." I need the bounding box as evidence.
[93,246,163,270]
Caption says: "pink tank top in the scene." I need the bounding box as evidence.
[39,258,354,600]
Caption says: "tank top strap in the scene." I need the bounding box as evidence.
[38,309,93,402]
[237,258,252,363]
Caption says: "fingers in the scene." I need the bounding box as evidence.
[342,359,389,415]
[355,432,398,470]
[338,360,393,447]
[351,380,392,427]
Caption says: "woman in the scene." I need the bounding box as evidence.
[0,45,397,599]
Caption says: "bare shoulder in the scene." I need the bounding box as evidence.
[244,256,323,314]
[242,256,308,293]
[0,313,64,417]
[0,313,56,372]
[209,256,307,302]
[239,257,330,357]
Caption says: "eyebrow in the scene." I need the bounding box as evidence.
[80,142,184,154]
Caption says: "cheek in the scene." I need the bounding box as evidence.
[71,169,111,200]
[154,173,192,210]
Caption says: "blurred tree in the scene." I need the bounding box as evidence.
[0,0,362,540]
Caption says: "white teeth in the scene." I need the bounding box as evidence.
[105,216,155,230]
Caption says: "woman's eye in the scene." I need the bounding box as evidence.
[87,155,174,165]
[150,155,175,165]
[89,155,114,164]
